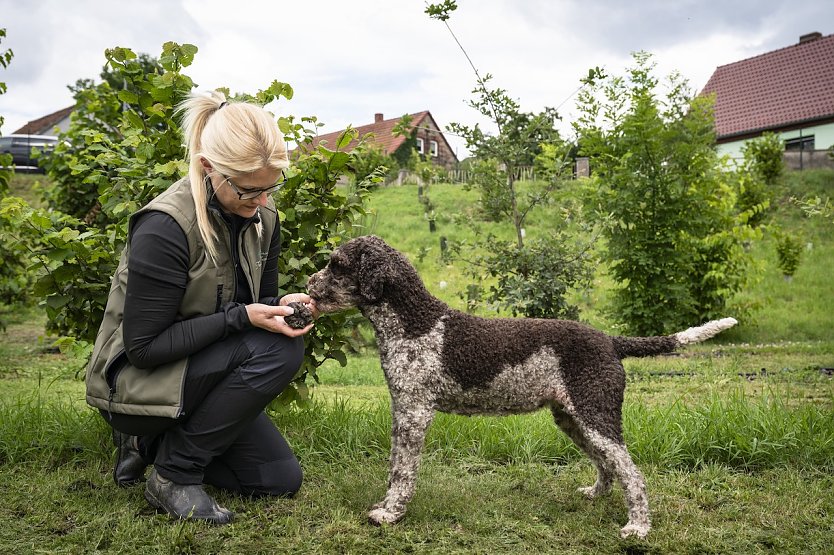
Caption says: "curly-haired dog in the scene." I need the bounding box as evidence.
[307,235,736,539]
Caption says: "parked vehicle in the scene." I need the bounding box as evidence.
[0,134,58,173]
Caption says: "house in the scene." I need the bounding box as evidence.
[700,32,834,169]
[296,111,459,170]
[13,105,74,135]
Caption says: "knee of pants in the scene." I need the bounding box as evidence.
[240,331,305,395]
[249,456,303,498]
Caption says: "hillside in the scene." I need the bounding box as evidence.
[364,169,834,344]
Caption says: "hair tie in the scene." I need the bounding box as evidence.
[219,101,228,109]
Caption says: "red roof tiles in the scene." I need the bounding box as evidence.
[13,105,74,135]
[298,111,431,154]
[700,33,834,140]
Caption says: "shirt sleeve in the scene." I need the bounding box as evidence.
[257,216,282,305]
[122,211,251,369]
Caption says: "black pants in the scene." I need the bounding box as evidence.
[106,328,304,497]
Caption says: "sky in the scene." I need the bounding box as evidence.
[1,0,832,159]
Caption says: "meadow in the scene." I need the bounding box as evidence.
[0,170,832,554]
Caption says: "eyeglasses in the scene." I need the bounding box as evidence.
[221,170,287,200]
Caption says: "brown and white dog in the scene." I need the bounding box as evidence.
[307,235,736,539]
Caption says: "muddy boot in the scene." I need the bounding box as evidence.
[144,469,234,524]
[112,429,148,487]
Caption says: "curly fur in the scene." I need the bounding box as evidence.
[307,235,737,539]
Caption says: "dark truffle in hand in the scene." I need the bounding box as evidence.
[284,301,314,329]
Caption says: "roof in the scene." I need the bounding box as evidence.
[700,32,834,140]
[13,105,74,135]
[298,111,438,155]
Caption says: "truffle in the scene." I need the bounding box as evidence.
[284,301,314,329]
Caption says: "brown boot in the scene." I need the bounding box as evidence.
[112,429,148,487]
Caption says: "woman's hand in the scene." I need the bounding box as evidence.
[245,303,313,337]
[279,293,320,319]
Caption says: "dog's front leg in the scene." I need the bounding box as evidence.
[368,402,434,525]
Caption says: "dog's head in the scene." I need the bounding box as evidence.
[307,235,401,313]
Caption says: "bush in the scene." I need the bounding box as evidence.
[0,29,31,310]
[574,52,759,335]
[348,143,395,187]
[742,132,784,185]
[737,133,782,228]
[774,230,803,279]
[0,42,378,398]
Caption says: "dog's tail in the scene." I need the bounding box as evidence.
[612,317,737,359]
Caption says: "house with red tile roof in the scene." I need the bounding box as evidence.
[13,105,74,135]
[700,31,834,169]
[296,111,459,170]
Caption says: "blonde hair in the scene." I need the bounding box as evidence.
[177,90,289,263]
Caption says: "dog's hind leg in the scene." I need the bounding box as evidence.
[585,430,650,539]
[551,406,649,539]
[551,407,615,499]
[368,402,434,525]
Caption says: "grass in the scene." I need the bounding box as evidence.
[7,172,48,207]
[1,169,833,553]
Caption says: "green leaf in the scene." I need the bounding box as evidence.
[336,128,357,150]
[117,89,139,104]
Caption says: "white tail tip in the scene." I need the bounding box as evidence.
[675,317,737,345]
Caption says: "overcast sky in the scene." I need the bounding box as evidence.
[1,0,832,158]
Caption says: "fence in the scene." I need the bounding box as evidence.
[445,166,537,184]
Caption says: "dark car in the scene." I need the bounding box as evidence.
[0,134,58,173]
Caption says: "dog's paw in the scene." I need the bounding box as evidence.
[619,522,650,539]
[578,485,598,499]
[367,507,404,525]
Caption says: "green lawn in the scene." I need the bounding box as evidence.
[1,170,833,553]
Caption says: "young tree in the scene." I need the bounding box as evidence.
[426,1,593,320]
[574,52,759,335]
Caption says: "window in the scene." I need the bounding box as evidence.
[430,140,438,157]
[415,138,424,155]
[784,136,814,151]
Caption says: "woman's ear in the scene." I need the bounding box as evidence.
[199,157,212,173]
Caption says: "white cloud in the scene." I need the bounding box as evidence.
[1,0,831,158]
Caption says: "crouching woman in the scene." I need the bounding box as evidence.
[85,91,315,524]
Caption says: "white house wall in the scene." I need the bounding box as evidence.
[716,121,834,163]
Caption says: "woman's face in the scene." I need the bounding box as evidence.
[205,164,284,219]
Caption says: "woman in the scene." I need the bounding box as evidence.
[85,91,315,524]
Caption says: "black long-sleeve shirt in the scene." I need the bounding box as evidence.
[122,209,281,369]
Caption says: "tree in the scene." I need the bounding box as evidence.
[426,1,593,319]
[573,52,760,334]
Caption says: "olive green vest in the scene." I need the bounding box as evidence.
[85,178,278,418]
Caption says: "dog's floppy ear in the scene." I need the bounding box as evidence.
[357,238,391,303]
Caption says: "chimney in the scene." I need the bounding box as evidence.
[374,113,384,123]
[799,32,822,44]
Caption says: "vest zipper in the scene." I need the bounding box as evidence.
[105,357,126,420]
[215,284,223,313]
